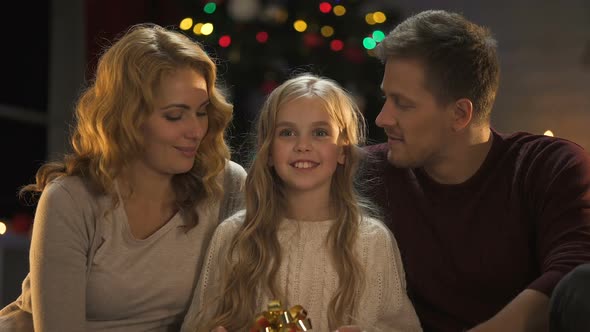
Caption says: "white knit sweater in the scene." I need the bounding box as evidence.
[181,210,422,332]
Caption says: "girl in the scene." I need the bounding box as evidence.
[181,74,421,331]
[0,24,246,331]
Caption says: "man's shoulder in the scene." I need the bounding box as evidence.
[499,131,589,165]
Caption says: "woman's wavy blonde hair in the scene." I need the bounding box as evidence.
[203,73,371,331]
[21,23,233,227]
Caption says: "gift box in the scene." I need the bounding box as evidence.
[250,300,312,332]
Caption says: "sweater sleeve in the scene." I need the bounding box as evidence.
[29,180,92,331]
[218,161,246,222]
[525,140,590,295]
[180,210,244,332]
[357,218,422,332]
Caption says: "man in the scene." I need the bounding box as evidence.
[362,9,590,332]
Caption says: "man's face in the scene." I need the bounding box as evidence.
[376,58,455,168]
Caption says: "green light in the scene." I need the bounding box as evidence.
[363,37,376,50]
[204,2,216,14]
[372,30,385,42]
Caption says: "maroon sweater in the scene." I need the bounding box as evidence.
[363,129,590,331]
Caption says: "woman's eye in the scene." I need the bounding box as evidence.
[165,114,182,121]
[197,103,209,117]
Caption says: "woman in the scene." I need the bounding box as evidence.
[0,23,245,331]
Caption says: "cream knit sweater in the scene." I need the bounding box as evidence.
[181,210,422,332]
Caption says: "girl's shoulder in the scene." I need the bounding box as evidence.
[357,215,398,247]
[223,160,247,184]
[217,209,247,232]
[358,215,392,237]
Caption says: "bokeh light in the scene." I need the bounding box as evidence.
[333,5,346,16]
[373,11,387,23]
[294,20,308,32]
[201,23,214,36]
[319,2,332,14]
[330,39,344,51]
[179,18,193,30]
[256,31,269,43]
[365,13,376,25]
[193,23,204,35]
[372,30,385,42]
[219,35,231,48]
[320,26,334,38]
[204,2,217,14]
[363,37,377,50]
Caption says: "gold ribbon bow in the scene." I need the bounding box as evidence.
[250,300,313,332]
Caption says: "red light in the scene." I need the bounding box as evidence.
[219,35,231,48]
[256,31,269,43]
[319,2,332,14]
[330,39,344,51]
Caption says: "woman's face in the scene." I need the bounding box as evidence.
[138,67,210,177]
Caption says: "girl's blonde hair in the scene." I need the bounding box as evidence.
[205,73,370,330]
[21,23,233,227]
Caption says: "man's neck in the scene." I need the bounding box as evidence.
[424,125,493,185]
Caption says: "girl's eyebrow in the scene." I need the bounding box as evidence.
[275,121,295,127]
[276,121,332,127]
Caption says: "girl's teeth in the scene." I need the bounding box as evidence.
[294,161,314,169]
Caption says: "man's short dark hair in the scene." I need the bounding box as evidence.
[376,10,500,122]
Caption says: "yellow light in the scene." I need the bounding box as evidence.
[321,25,334,37]
[293,20,308,32]
[333,5,346,16]
[365,13,376,25]
[201,23,214,36]
[544,130,554,137]
[193,23,204,35]
[0,222,6,235]
[373,11,387,23]
[179,18,194,30]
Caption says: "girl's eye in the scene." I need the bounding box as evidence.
[196,111,208,117]
[314,129,329,137]
[278,129,295,136]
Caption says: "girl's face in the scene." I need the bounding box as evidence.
[138,67,209,178]
[269,96,345,197]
